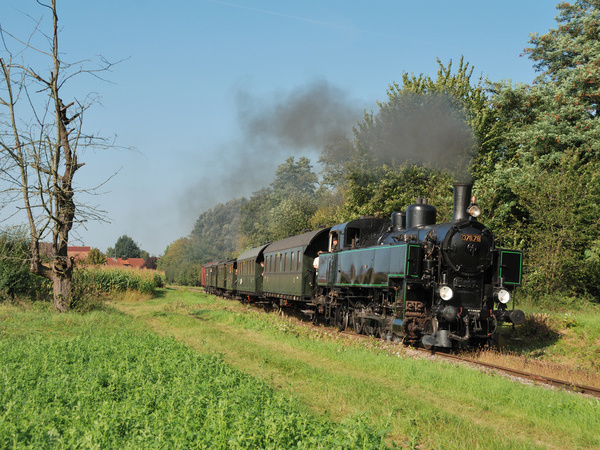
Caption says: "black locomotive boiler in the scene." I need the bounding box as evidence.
[202,183,524,349]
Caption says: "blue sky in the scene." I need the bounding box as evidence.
[3,0,559,255]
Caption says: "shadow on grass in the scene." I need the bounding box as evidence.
[496,313,562,354]
[152,288,168,299]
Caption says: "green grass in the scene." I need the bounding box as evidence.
[0,301,386,449]
[3,290,599,448]
[503,293,600,371]
[112,289,600,449]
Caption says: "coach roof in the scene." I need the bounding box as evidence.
[237,243,270,261]
[264,228,330,254]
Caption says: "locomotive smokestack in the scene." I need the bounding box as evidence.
[452,183,472,222]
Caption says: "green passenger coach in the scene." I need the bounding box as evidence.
[236,243,269,299]
[263,228,330,301]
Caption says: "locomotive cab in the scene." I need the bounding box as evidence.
[328,217,389,251]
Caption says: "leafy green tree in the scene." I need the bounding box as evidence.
[240,157,319,247]
[190,198,245,262]
[490,1,600,166]
[271,156,318,197]
[159,198,245,285]
[157,237,203,285]
[483,0,600,298]
[239,187,276,248]
[84,248,106,266]
[342,165,455,222]
[112,235,142,259]
[0,228,49,301]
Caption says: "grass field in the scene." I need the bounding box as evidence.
[112,289,600,449]
[0,301,385,448]
[2,289,599,448]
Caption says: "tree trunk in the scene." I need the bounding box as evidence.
[52,264,73,313]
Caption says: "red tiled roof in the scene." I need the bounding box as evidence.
[67,246,91,261]
[106,258,146,269]
[68,246,91,253]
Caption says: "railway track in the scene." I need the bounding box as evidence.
[415,348,600,399]
[334,328,600,398]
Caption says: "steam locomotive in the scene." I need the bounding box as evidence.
[202,183,524,349]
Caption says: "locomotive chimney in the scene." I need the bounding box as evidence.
[452,183,472,222]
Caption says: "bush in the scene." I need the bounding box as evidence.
[0,228,51,302]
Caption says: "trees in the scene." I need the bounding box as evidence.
[0,1,114,311]
[190,198,245,262]
[84,248,107,266]
[240,157,319,246]
[484,0,600,297]
[0,227,49,301]
[157,237,203,286]
[108,235,143,259]
[322,58,489,222]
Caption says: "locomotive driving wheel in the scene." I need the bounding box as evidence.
[335,305,349,331]
[420,318,435,350]
[352,305,364,334]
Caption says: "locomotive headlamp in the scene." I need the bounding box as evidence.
[467,195,481,218]
[496,289,511,304]
[467,203,481,218]
[439,285,454,301]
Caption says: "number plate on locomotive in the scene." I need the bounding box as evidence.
[461,234,481,242]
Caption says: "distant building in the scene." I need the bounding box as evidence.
[106,258,146,270]
[38,244,91,261]
[68,246,91,261]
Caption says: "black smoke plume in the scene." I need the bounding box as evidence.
[360,92,476,181]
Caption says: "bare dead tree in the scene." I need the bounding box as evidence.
[0,0,116,311]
